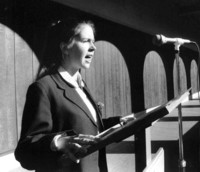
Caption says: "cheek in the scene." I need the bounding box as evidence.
[71,44,85,59]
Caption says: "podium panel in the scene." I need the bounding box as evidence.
[143,148,164,172]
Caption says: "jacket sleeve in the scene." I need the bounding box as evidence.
[14,82,73,170]
[102,116,121,130]
[96,101,121,130]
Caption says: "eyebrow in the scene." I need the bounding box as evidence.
[77,37,95,42]
[82,38,95,41]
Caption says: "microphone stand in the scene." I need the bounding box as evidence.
[174,42,186,172]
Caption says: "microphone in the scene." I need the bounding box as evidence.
[153,34,192,46]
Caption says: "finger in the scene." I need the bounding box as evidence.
[59,153,80,165]
[73,137,96,145]
[120,114,136,124]
[79,134,100,142]
[72,135,99,145]
[68,143,88,154]
[68,152,80,164]
[78,134,96,139]
[67,143,87,162]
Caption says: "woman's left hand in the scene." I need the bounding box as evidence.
[120,113,136,126]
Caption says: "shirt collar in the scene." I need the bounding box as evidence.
[58,67,84,88]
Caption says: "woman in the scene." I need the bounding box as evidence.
[15,18,133,172]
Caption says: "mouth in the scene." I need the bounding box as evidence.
[85,55,93,63]
[85,55,93,59]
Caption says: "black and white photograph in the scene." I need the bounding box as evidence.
[0,0,200,172]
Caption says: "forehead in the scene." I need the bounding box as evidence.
[76,24,95,39]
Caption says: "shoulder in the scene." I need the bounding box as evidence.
[33,75,53,88]
[33,67,59,87]
[34,68,60,88]
[28,74,56,97]
[36,74,53,85]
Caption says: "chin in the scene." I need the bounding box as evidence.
[82,64,91,69]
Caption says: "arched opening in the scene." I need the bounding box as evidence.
[143,51,167,108]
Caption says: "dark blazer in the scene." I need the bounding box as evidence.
[15,70,120,172]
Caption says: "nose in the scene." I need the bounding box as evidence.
[89,41,96,52]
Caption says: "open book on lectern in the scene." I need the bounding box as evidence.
[75,88,190,159]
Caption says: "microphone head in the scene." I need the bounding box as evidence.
[152,34,163,46]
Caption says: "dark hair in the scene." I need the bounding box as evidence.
[51,19,95,44]
[42,18,96,70]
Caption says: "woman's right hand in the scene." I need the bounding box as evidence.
[57,134,99,163]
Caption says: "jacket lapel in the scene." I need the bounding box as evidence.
[51,72,98,127]
[83,86,104,129]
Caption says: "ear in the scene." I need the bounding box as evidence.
[60,42,68,54]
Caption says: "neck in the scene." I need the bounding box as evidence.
[61,57,79,76]
[62,65,79,77]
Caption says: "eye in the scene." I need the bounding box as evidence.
[81,39,90,43]
[81,39,95,44]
